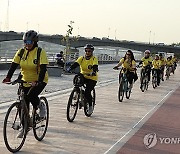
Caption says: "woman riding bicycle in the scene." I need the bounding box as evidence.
[2,30,49,137]
[113,50,137,89]
[69,44,98,115]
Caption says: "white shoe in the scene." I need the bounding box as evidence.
[38,102,46,118]
[88,106,93,115]
[16,128,24,138]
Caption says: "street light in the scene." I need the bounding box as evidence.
[115,29,117,40]
[149,30,151,44]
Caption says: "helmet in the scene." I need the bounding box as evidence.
[23,30,39,42]
[144,50,150,54]
[84,44,94,51]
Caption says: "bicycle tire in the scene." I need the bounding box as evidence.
[3,102,27,153]
[140,77,146,92]
[126,82,131,99]
[33,97,49,141]
[67,88,79,122]
[152,76,157,88]
[118,81,124,102]
[84,89,96,117]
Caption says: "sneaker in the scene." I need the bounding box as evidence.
[38,102,46,118]
[16,128,24,138]
[88,106,93,115]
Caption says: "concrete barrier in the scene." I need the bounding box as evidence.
[47,66,63,77]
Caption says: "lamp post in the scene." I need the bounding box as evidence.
[115,29,117,40]
[149,30,151,44]
[108,27,110,38]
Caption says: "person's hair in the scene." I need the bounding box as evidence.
[123,50,135,61]
[123,50,135,66]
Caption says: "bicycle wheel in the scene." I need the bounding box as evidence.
[140,77,146,92]
[3,102,27,153]
[145,78,149,91]
[126,81,131,99]
[152,76,157,88]
[118,81,124,102]
[166,69,170,80]
[84,89,96,117]
[67,88,79,122]
[33,97,49,141]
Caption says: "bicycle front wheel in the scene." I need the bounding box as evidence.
[67,88,79,122]
[3,102,27,153]
[33,97,49,141]
[152,76,157,89]
[118,82,124,102]
[140,77,146,92]
[126,82,131,99]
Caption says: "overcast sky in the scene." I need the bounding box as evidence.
[0,0,180,44]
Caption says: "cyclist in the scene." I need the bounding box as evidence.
[159,53,166,81]
[2,30,49,138]
[166,56,173,76]
[152,55,161,86]
[56,51,65,68]
[113,50,137,89]
[172,55,177,71]
[69,44,98,115]
[138,50,153,87]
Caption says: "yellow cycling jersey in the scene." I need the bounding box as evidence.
[159,58,166,67]
[166,60,173,66]
[172,57,177,63]
[76,56,98,81]
[13,47,49,86]
[141,57,153,67]
[152,59,160,69]
[120,58,136,72]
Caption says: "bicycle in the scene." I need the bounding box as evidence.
[165,65,172,80]
[140,66,150,92]
[3,79,49,153]
[114,67,132,102]
[152,69,158,88]
[67,73,96,122]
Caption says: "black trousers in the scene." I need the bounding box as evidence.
[22,82,46,110]
[83,77,97,107]
[152,69,160,84]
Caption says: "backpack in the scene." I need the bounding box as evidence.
[18,47,42,74]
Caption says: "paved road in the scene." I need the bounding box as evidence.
[0,64,179,153]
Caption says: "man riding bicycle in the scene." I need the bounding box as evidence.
[113,50,137,89]
[152,55,161,86]
[2,30,49,138]
[69,44,98,115]
[138,50,152,88]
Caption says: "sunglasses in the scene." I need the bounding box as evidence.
[24,40,33,45]
[85,50,92,53]
[126,53,131,56]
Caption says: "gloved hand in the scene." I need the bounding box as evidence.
[91,72,96,76]
[113,66,118,70]
[2,77,11,83]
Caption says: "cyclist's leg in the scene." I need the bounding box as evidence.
[126,71,134,89]
[84,79,97,107]
[157,69,160,85]
[26,83,47,109]
[147,68,151,82]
